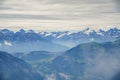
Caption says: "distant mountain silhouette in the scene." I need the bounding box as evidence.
[0,28,120,48]
[39,28,120,47]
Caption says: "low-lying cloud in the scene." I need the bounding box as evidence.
[84,51,120,80]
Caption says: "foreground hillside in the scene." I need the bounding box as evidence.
[0,51,44,80]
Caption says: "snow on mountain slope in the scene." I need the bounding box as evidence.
[0,28,119,42]
[0,29,69,53]
[39,28,120,40]
[0,28,120,50]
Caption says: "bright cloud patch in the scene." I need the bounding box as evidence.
[4,41,12,46]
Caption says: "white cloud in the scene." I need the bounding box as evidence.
[45,74,56,80]
[4,41,12,46]
[0,43,2,47]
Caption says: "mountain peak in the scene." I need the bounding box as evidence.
[19,29,26,33]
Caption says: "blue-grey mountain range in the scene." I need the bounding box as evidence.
[12,40,120,80]
[0,28,120,53]
[0,28,120,80]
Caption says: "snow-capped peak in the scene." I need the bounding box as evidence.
[84,28,94,35]
[39,32,45,35]
[66,31,74,35]
[57,33,67,38]
[96,31,104,36]
[45,32,52,37]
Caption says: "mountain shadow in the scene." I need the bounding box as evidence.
[0,51,44,80]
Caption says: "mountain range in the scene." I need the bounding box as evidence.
[0,28,120,42]
[39,28,120,47]
[0,28,120,50]
[0,36,119,80]
[16,40,120,80]
[39,28,120,41]
[0,29,68,53]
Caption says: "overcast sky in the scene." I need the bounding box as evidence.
[0,0,120,31]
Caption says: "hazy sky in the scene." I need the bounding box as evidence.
[0,0,120,31]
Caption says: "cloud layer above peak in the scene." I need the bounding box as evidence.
[0,0,120,31]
